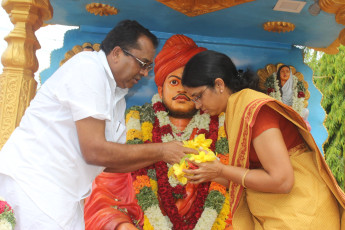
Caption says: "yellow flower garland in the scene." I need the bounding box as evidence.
[126,129,142,142]
[211,191,231,230]
[143,215,154,230]
[142,121,153,142]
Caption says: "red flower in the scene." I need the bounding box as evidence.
[152,118,162,143]
[160,125,173,135]
[267,88,275,94]
[153,101,166,112]
[0,200,13,213]
[298,91,305,98]
[155,161,209,229]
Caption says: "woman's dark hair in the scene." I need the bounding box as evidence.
[101,20,158,55]
[182,50,259,93]
[276,65,290,89]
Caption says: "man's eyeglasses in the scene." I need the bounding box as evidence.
[191,87,208,103]
[122,48,153,71]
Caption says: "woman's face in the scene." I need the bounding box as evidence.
[184,85,224,116]
[279,67,290,86]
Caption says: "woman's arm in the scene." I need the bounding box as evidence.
[247,128,294,193]
[185,128,294,194]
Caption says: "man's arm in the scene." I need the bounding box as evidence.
[75,117,194,172]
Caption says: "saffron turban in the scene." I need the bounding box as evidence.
[154,34,207,87]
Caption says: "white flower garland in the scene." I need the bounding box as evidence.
[194,208,218,230]
[127,115,141,131]
[152,94,210,142]
[268,73,305,115]
[0,219,12,230]
[145,206,172,230]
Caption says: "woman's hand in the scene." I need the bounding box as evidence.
[183,159,224,184]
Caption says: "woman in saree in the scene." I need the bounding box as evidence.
[181,50,345,229]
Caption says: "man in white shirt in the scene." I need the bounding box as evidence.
[0,20,195,230]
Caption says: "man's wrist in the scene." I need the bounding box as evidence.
[156,143,165,161]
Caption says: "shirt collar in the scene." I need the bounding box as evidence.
[98,50,128,97]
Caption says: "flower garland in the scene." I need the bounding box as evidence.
[264,72,306,115]
[126,94,231,229]
[0,197,16,230]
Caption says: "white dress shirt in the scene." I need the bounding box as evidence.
[0,50,128,229]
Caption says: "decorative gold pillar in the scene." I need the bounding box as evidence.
[0,0,53,149]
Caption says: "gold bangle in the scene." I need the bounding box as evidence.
[241,169,250,188]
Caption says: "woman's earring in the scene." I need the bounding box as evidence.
[220,90,223,93]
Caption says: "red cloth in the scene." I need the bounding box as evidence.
[84,172,143,230]
[249,105,304,169]
[154,34,206,87]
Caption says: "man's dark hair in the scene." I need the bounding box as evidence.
[101,20,158,55]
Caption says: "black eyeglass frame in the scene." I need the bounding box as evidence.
[191,87,209,103]
[122,48,153,71]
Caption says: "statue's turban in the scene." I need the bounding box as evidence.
[154,34,207,87]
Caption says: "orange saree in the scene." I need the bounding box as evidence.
[226,89,345,229]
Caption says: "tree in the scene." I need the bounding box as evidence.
[304,46,345,189]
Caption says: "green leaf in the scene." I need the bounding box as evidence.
[304,46,345,190]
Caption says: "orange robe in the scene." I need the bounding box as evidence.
[84,172,143,230]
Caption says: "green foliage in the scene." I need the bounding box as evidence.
[127,139,144,145]
[296,81,306,92]
[304,46,345,189]
[140,103,155,124]
[264,75,276,88]
[147,169,157,180]
[125,103,155,124]
[136,186,159,211]
[215,137,229,155]
[203,190,225,213]
[0,207,16,229]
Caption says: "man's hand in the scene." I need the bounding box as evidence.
[160,141,198,165]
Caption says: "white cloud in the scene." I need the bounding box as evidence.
[0,7,76,87]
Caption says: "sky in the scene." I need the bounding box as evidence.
[0,7,76,86]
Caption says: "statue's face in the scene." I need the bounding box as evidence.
[279,66,290,86]
[158,66,197,118]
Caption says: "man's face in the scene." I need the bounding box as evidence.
[158,66,197,118]
[109,35,156,89]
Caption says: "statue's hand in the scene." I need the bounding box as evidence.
[160,141,198,165]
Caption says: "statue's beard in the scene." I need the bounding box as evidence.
[167,108,197,119]
[162,96,197,119]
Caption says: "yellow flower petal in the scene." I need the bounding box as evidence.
[180,177,187,185]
